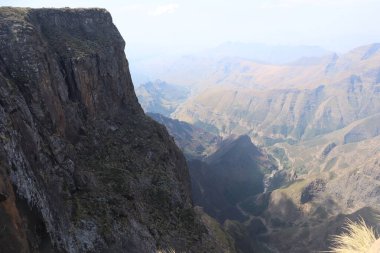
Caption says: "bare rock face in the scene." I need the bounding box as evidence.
[0,7,227,253]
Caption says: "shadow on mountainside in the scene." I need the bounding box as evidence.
[189,135,267,223]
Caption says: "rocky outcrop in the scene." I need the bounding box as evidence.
[0,7,229,253]
[300,179,326,204]
[320,142,337,158]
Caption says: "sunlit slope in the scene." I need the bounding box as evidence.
[272,113,380,175]
[173,44,380,141]
[174,82,380,141]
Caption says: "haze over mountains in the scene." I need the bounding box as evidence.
[130,42,332,86]
[137,42,380,252]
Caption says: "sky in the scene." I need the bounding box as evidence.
[2,0,380,57]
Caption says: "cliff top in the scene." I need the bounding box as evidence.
[0,7,110,24]
[0,7,123,58]
[0,6,109,16]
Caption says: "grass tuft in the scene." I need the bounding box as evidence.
[328,218,377,253]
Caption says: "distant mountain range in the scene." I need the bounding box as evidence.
[131,42,332,86]
[200,42,331,64]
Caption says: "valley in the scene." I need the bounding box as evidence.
[138,43,380,252]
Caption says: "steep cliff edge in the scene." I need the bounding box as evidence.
[0,7,231,253]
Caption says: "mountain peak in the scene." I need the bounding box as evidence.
[206,135,261,164]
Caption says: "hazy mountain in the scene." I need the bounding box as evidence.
[131,43,331,87]
[173,44,380,142]
[135,43,380,92]
[136,80,190,116]
[202,42,330,64]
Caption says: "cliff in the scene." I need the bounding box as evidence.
[0,7,230,253]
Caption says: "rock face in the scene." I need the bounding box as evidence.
[0,7,228,253]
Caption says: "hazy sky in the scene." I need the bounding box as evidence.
[3,0,380,54]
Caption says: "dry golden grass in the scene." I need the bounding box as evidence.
[328,218,377,253]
